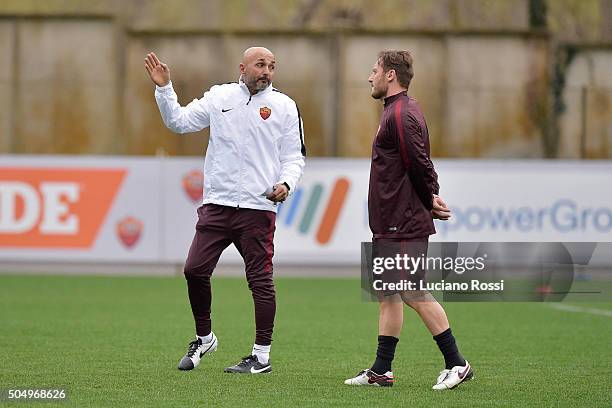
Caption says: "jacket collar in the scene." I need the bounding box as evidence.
[383,91,407,107]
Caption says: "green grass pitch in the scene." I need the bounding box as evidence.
[0,274,610,407]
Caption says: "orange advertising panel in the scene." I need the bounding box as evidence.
[0,168,126,248]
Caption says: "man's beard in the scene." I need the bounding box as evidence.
[245,75,270,92]
[370,85,386,99]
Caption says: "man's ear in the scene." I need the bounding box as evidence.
[239,63,245,74]
[386,69,395,83]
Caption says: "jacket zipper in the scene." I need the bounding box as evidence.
[237,93,253,208]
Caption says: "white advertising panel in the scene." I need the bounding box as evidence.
[433,161,612,243]
[1,156,610,265]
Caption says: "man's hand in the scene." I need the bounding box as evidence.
[144,52,170,87]
[266,183,289,203]
[432,194,451,220]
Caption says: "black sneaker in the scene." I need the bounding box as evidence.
[224,355,272,374]
[177,333,218,371]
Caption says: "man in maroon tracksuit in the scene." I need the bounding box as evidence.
[344,50,473,390]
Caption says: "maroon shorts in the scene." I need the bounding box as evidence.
[372,237,429,299]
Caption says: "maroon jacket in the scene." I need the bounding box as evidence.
[368,92,440,239]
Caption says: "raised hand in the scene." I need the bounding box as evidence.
[144,52,170,87]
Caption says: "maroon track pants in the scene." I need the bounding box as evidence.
[183,204,276,346]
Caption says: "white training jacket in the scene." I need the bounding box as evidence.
[155,79,306,212]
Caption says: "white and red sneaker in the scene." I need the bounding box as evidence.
[432,360,473,390]
[344,369,394,387]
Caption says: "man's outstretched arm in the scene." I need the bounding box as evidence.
[145,52,211,134]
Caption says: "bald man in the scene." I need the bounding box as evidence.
[145,47,305,374]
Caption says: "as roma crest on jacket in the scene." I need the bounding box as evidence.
[260,106,271,120]
[117,216,143,249]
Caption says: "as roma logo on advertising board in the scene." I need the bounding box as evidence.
[182,170,204,202]
[116,216,143,249]
[260,106,271,120]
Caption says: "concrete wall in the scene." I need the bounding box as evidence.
[0,22,13,153]
[0,1,530,31]
[2,0,610,43]
[0,19,118,155]
[0,1,611,158]
[559,49,612,158]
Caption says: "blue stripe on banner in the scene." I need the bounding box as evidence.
[284,188,303,226]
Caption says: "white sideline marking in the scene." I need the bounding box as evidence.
[548,303,612,318]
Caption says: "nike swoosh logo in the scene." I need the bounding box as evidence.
[367,374,392,384]
[458,363,470,379]
[250,365,269,374]
[198,337,217,358]
[221,108,233,112]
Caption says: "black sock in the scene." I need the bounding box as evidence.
[370,335,399,374]
[433,328,466,369]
